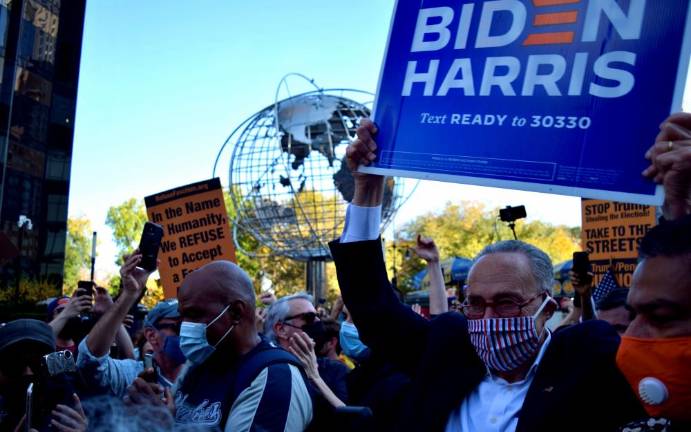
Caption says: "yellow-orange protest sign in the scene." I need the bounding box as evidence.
[144,178,236,298]
[581,199,656,287]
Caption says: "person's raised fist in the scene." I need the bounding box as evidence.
[346,119,378,174]
[643,112,691,219]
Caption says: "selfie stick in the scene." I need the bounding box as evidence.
[90,231,97,281]
[508,222,518,240]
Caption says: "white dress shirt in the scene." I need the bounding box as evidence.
[340,204,382,243]
[445,332,552,432]
[340,203,554,432]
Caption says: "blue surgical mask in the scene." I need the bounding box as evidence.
[340,321,369,361]
[179,304,234,365]
[162,335,186,366]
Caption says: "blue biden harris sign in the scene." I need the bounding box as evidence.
[363,0,691,205]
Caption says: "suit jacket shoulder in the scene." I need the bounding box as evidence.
[395,312,486,432]
[518,321,645,432]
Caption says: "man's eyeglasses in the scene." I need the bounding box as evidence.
[283,312,318,325]
[461,293,542,319]
[155,322,181,333]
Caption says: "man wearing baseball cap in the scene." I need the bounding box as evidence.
[77,285,186,398]
[46,293,92,356]
[0,319,87,431]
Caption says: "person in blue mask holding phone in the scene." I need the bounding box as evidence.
[77,252,185,398]
[126,260,313,432]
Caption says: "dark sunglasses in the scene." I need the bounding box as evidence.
[283,312,318,325]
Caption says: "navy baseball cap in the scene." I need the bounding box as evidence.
[144,299,180,328]
[0,319,55,353]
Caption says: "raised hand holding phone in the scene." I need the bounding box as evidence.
[137,222,163,272]
[59,290,92,319]
[120,251,153,301]
[142,353,158,383]
[76,280,94,298]
[571,252,593,293]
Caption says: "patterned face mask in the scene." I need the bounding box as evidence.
[468,296,551,372]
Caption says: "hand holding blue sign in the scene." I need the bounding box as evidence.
[347,119,385,207]
[643,113,691,220]
[347,119,378,171]
[350,109,691,220]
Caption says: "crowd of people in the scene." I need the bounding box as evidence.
[0,112,689,431]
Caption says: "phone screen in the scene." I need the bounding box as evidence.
[143,353,154,370]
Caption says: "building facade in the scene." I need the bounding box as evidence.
[0,0,86,300]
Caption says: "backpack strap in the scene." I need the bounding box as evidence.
[220,347,304,427]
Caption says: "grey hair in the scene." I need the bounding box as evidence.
[263,292,313,344]
[473,240,553,294]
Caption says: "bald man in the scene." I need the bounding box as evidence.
[127,260,313,431]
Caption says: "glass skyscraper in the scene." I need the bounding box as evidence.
[0,0,86,300]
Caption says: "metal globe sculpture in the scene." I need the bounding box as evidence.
[222,87,406,262]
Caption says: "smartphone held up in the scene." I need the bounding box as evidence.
[572,251,592,286]
[76,280,94,298]
[137,222,163,272]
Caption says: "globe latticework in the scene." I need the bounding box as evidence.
[228,90,403,261]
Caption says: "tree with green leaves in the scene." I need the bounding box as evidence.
[105,198,162,305]
[387,201,581,292]
[63,217,93,293]
[106,198,148,264]
[223,189,263,288]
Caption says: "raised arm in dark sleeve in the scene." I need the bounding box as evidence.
[329,238,430,375]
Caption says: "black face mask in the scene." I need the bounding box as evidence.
[78,312,102,335]
[301,321,327,355]
[58,317,82,340]
[6,374,33,395]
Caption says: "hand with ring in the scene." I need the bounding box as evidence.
[642,113,691,220]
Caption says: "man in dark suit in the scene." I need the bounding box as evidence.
[329,119,645,431]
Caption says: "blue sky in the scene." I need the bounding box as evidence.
[69,1,691,278]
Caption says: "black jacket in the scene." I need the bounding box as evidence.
[318,357,350,403]
[330,238,644,432]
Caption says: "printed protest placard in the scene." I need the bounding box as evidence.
[581,199,656,287]
[145,178,236,298]
[363,0,691,204]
